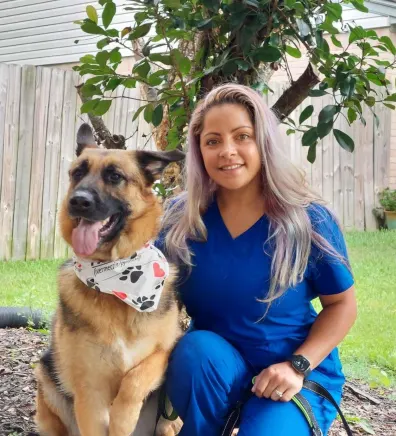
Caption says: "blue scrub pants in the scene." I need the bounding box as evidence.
[166,331,342,436]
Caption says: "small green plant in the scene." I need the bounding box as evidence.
[368,366,391,390]
[379,188,396,212]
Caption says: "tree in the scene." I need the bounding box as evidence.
[74,0,396,166]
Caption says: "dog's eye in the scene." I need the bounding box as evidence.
[107,172,122,184]
[72,169,86,181]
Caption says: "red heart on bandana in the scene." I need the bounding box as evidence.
[113,291,127,300]
[153,262,165,278]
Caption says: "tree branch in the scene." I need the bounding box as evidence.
[271,63,320,121]
[76,84,126,150]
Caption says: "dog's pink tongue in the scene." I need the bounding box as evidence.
[72,219,102,256]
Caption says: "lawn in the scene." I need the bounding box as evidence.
[1,231,395,385]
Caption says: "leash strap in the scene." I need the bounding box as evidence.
[303,380,353,436]
[220,379,354,436]
[153,384,179,436]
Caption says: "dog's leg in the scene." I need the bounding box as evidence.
[109,350,169,436]
[74,389,111,436]
[35,385,69,436]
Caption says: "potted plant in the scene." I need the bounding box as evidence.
[379,188,396,230]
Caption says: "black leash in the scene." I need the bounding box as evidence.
[221,379,354,436]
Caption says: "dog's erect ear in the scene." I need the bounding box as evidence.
[135,149,185,184]
[76,123,98,157]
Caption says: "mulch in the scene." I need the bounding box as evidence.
[0,328,395,435]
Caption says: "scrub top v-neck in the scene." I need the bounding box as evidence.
[156,200,354,387]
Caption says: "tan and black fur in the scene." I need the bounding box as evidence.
[35,124,184,436]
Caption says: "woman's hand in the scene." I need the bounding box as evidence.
[251,362,304,402]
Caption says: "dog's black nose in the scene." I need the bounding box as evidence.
[69,190,95,215]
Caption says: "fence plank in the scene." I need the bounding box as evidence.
[0,63,8,200]
[362,108,376,230]
[321,96,334,211]
[54,70,79,259]
[353,114,365,231]
[374,103,391,204]
[0,64,21,260]
[340,115,355,230]
[12,65,36,260]
[40,68,65,259]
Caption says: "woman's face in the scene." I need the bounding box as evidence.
[199,104,262,193]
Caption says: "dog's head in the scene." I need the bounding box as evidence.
[59,123,184,260]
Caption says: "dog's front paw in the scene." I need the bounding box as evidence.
[155,416,183,436]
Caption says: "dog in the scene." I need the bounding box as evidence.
[35,123,184,436]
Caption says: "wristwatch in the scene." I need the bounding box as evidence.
[288,354,311,377]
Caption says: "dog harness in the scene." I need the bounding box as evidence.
[73,243,170,312]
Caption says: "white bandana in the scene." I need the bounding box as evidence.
[73,243,169,312]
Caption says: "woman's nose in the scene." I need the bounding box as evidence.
[219,140,237,158]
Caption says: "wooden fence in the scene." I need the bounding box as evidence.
[0,64,391,260]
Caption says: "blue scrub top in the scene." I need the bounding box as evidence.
[156,200,354,385]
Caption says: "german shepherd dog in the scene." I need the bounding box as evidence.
[35,124,184,436]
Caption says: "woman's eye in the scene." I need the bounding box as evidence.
[238,134,250,140]
[206,139,218,146]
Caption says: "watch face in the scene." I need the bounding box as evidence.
[293,355,310,372]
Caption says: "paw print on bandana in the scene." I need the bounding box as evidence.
[120,266,143,283]
[132,295,156,311]
[86,277,101,292]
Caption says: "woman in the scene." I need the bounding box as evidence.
[156,84,357,435]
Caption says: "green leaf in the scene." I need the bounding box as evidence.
[284,0,296,8]
[93,99,112,116]
[86,5,98,23]
[106,28,119,37]
[299,105,314,124]
[96,50,110,67]
[285,45,302,58]
[81,99,100,113]
[367,73,383,86]
[133,60,151,78]
[81,84,102,97]
[309,89,327,97]
[317,121,333,139]
[102,1,116,29]
[129,23,152,40]
[325,3,342,21]
[334,129,355,152]
[105,78,122,91]
[97,37,110,49]
[349,26,366,44]
[319,105,338,124]
[319,18,339,35]
[384,103,396,110]
[85,76,107,86]
[365,96,376,107]
[135,12,148,25]
[171,49,191,75]
[379,36,396,55]
[123,78,137,88]
[80,54,97,64]
[307,143,317,163]
[223,60,238,75]
[385,93,396,102]
[109,49,121,64]
[81,20,107,36]
[252,45,282,62]
[351,0,369,13]
[286,129,295,135]
[235,59,250,71]
[149,53,172,65]
[347,108,357,123]
[331,35,342,48]
[132,105,147,122]
[197,18,213,30]
[163,0,181,7]
[144,104,154,123]
[302,127,318,146]
[152,104,164,127]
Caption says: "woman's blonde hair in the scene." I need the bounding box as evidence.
[162,83,345,303]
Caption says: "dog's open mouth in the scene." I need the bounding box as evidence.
[71,214,121,257]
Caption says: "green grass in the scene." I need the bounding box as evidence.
[1,231,395,385]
